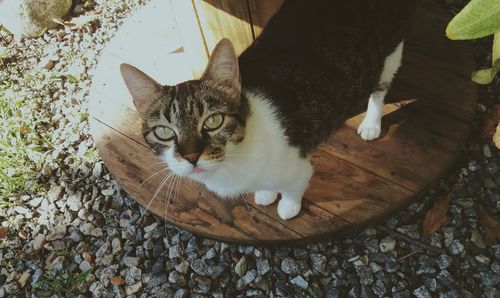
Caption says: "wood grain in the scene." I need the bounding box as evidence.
[88,0,476,243]
[193,0,255,55]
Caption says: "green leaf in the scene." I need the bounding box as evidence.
[493,31,500,65]
[446,0,500,40]
[471,31,500,84]
[471,67,498,84]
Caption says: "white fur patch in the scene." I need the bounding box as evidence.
[162,91,312,219]
[358,41,404,141]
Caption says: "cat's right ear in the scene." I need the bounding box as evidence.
[120,63,163,116]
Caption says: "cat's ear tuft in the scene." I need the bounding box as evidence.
[202,38,241,93]
[120,63,163,116]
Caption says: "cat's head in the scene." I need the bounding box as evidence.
[120,39,248,177]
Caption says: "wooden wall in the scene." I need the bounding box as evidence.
[169,0,284,77]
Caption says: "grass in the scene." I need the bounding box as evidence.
[0,81,47,198]
[32,268,92,297]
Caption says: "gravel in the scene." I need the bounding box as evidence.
[0,0,499,297]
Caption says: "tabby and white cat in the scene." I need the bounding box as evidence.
[121,0,414,219]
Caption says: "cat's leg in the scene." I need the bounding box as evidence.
[254,191,278,206]
[277,160,313,220]
[358,41,404,141]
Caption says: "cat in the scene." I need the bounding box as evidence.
[120,0,414,219]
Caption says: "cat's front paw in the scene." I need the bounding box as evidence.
[357,120,381,141]
[254,191,278,206]
[277,198,301,220]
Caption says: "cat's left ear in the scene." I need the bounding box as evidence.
[202,38,241,94]
[120,63,163,117]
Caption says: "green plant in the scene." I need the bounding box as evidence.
[446,0,500,84]
[32,268,92,297]
[0,83,43,198]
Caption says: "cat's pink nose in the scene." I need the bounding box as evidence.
[183,152,201,164]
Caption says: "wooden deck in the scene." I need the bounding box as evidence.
[88,0,476,244]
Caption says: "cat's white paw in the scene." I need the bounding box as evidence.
[277,198,301,220]
[357,120,381,141]
[254,191,278,206]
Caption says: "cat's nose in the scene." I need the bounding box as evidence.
[183,152,201,165]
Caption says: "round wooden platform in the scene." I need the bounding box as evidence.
[88,0,476,244]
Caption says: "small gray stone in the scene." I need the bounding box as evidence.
[471,230,486,249]
[90,227,103,237]
[168,271,186,286]
[234,256,247,277]
[111,238,122,255]
[449,240,464,255]
[357,267,373,286]
[169,245,183,259]
[195,276,211,294]
[143,222,158,233]
[173,289,188,298]
[66,194,82,211]
[413,286,431,298]
[125,267,142,284]
[442,227,455,248]
[48,186,63,201]
[281,257,300,276]
[491,261,500,274]
[236,269,257,290]
[479,272,500,287]
[175,260,189,274]
[28,197,43,207]
[436,254,452,269]
[125,281,142,295]
[423,278,437,292]
[3,282,19,295]
[290,275,308,289]
[191,259,209,276]
[204,247,217,259]
[96,242,109,258]
[79,260,92,272]
[311,254,327,275]
[123,256,140,268]
[89,281,105,297]
[372,279,386,296]
[46,224,66,241]
[256,258,270,276]
[17,271,30,288]
[33,234,46,250]
[101,187,115,196]
[436,270,455,287]
[80,222,95,236]
[475,255,490,264]
[379,237,396,253]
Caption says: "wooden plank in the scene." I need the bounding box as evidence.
[307,151,412,225]
[169,0,209,78]
[193,0,255,55]
[247,0,284,37]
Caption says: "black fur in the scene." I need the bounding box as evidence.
[239,0,415,155]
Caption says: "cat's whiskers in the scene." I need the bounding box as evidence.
[140,171,174,220]
[141,167,170,186]
[164,174,179,219]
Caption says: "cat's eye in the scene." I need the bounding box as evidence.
[153,126,175,141]
[203,113,224,131]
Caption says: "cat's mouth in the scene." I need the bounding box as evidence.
[192,166,206,174]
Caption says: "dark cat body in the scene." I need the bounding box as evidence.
[239,0,415,155]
